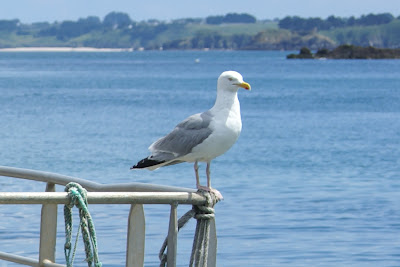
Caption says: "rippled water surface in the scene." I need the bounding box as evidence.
[0,51,400,266]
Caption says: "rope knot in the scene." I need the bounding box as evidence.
[65,242,71,250]
[65,182,88,208]
[159,188,220,266]
[194,205,215,220]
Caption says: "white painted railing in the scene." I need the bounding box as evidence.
[0,166,217,267]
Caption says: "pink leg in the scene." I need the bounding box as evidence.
[206,161,223,200]
[194,161,212,191]
[206,161,211,188]
[194,161,201,188]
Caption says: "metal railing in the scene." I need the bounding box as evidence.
[0,166,217,267]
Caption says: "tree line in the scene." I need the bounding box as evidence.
[0,11,258,43]
[279,13,397,32]
[1,11,256,33]
[205,13,256,24]
[0,11,399,50]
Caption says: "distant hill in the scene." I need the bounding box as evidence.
[321,19,400,48]
[0,12,399,50]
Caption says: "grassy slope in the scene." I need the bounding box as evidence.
[1,20,399,49]
[320,19,400,47]
[154,22,278,45]
[0,22,279,48]
[185,22,278,36]
[0,33,66,48]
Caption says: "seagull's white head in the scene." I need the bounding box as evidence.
[217,71,251,92]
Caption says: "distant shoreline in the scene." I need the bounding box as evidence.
[287,45,400,59]
[0,47,134,52]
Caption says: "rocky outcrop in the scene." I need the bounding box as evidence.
[287,45,400,59]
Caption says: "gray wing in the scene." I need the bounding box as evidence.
[148,111,213,162]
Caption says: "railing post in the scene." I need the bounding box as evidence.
[0,166,212,266]
[167,203,178,267]
[207,217,217,267]
[126,204,145,267]
[39,183,58,266]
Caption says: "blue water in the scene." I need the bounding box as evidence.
[1,51,400,266]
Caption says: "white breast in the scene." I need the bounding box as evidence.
[184,105,242,162]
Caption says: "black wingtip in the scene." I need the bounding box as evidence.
[131,157,165,169]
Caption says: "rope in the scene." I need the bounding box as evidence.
[64,182,102,267]
[159,189,219,267]
[189,192,217,267]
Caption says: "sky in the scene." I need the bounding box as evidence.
[1,0,399,23]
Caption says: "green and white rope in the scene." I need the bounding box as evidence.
[64,182,102,267]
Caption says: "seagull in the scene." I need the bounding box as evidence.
[131,71,251,196]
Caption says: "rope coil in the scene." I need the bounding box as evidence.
[159,189,219,267]
[64,182,102,267]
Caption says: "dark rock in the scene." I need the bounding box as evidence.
[287,44,400,59]
[287,46,314,59]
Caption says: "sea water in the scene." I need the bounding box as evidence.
[0,51,400,266]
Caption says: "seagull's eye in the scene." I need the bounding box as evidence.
[228,78,233,81]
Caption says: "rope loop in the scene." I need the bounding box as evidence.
[194,205,215,220]
[159,189,219,267]
[64,182,102,267]
[65,182,88,208]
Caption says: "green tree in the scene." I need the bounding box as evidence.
[224,13,256,23]
[103,12,132,29]
[0,19,20,32]
[206,15,224,25]
[57,21,79,39]
[77,16,102,32]
[56,17,101,40]
[206,13,256,24]
[326,16,346,29]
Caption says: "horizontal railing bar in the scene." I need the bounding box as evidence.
[0,192,206,205]
[0,251,38,266]
[0,166,196,193]
[43,259,66,267]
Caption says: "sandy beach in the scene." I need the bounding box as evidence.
[0,47,134,52]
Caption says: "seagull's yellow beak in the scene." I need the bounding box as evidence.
[238,81,251,90]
